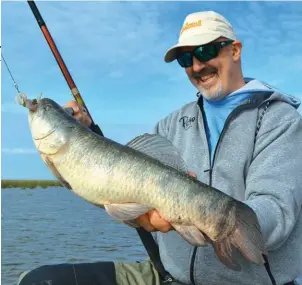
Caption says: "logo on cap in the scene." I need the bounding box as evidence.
[180,20,202,35]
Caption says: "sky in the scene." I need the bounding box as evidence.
[1,1,302,179]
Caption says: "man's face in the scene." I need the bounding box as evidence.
[180,39,242,101]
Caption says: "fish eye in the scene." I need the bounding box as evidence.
[44,104,52,111]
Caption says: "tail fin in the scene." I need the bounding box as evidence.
[214,203,266,270]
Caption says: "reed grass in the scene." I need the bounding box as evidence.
[1,180,63,189]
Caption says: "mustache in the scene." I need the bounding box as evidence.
[193,67,217,79]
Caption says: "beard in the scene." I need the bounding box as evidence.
[197,79,225,101]
[192,66,226,101]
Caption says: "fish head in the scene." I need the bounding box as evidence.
[28,97,76,155]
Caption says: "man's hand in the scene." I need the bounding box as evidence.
[63,100,92,128]
[136,171,197,233]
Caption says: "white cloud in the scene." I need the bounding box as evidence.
[234,3,302,56]
[2,148,37,154]
[227,2,302,92]
[1,1,180,84]
[2,1,301,106]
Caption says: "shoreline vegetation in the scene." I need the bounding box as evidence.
[1,180,63,189]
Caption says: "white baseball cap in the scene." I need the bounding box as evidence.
[164,11,237,63]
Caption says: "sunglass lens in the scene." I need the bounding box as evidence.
[194,45,218,62]
[177,52,192,68]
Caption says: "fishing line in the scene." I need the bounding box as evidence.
[1,52,21,93]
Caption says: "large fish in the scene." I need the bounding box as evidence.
[17,94,267,270]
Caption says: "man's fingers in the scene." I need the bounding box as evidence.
[64,101,79,113]
[62,101,91,128]
[148,210,172,233]
[188,171,197,179]
[136,213,156,232]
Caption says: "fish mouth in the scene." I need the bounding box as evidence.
[33,129,56,141]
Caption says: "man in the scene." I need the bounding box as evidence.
[18,10,302,285]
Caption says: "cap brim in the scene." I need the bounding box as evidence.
[164,34,221,63]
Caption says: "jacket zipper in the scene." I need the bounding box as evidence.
[189,105,211,285]
[189,98,263,285]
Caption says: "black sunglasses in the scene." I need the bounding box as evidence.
[177,40,234,68]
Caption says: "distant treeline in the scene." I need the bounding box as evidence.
[1,180,63,189]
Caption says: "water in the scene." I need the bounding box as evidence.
[1,187,148,285]
[2,187,302,285]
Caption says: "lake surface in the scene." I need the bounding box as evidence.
[2,187,302,285]
[2,187,148,285]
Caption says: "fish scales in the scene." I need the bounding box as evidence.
[17,95,267,271]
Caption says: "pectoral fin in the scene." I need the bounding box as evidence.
[172,224,208,246]
[104,203,152,227]
[41,155,72,190]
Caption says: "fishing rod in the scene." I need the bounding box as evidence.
[26,1,174,283]
[27,0,102,136]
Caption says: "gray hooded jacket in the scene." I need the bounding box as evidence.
[152,79,302,285]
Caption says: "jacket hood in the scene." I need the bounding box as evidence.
[243,77,301,110]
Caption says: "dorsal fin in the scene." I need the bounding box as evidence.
[126,133,188,172]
